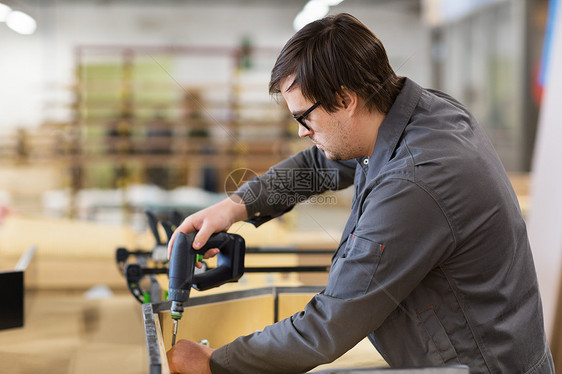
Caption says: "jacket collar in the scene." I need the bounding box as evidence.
[364,77,423,178]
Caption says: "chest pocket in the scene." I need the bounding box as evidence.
[325,234,384,300]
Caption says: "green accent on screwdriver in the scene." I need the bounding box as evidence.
[143,291,151,303]
[195,253,204,263]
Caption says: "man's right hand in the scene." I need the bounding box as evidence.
[167,195,248,260]
[167,339,215,374]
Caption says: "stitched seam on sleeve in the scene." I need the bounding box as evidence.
[224,344,232,373]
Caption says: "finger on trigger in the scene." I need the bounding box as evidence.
[203,248,220,259]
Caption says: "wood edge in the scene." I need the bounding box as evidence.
[153,313,171,374]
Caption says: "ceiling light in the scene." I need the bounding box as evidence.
[317,0,345,6]
[6,10,37,35]
[293,0,345,31]
[293,1,330,31]
[0,3,11,22]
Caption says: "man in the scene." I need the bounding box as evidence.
[167,13,554,374]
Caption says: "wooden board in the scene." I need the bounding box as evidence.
[157,290,387,371]
[278,292,314,320]
[159,295,274,350]
[154,312,171,374]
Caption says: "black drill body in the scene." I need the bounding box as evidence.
[168,231,246,320]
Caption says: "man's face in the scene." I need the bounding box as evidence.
[280,78,361,161]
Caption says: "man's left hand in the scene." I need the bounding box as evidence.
[167,340,215,374]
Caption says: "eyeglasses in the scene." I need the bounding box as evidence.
[293,101,320,131]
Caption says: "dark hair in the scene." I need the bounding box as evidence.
[269,13,402,114]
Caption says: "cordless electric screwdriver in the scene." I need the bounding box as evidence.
[168,231,245,346]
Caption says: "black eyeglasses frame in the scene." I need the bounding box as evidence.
[293,101,321,131]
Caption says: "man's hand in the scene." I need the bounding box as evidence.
[167,340,215,374]
[168,195,248,260]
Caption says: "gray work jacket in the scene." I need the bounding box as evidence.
[210,78,554,374]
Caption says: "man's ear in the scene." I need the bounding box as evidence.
[338,86,359,114]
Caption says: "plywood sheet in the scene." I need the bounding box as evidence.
[278,292,314,320]
[160,295,274,350]
[157,291,387,371]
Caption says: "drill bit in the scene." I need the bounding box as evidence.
[172,319,178,346]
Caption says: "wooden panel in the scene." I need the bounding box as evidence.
[277,293,314,321]
[159,295,274,350]
[297,253,331,286]
[156,290,388,370]
[154,313,171,374]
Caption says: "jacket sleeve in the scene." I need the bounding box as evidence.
[210,178,455,374]
[233,146,356,227]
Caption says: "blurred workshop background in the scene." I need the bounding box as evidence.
[0,0,561,373]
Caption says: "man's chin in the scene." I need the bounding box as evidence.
[321,149,344,161]
[316,145,354,161]
[324,152,338,161]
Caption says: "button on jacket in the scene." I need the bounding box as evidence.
[211,78,555,374]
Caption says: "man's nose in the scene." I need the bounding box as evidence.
[298,124,312,138]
